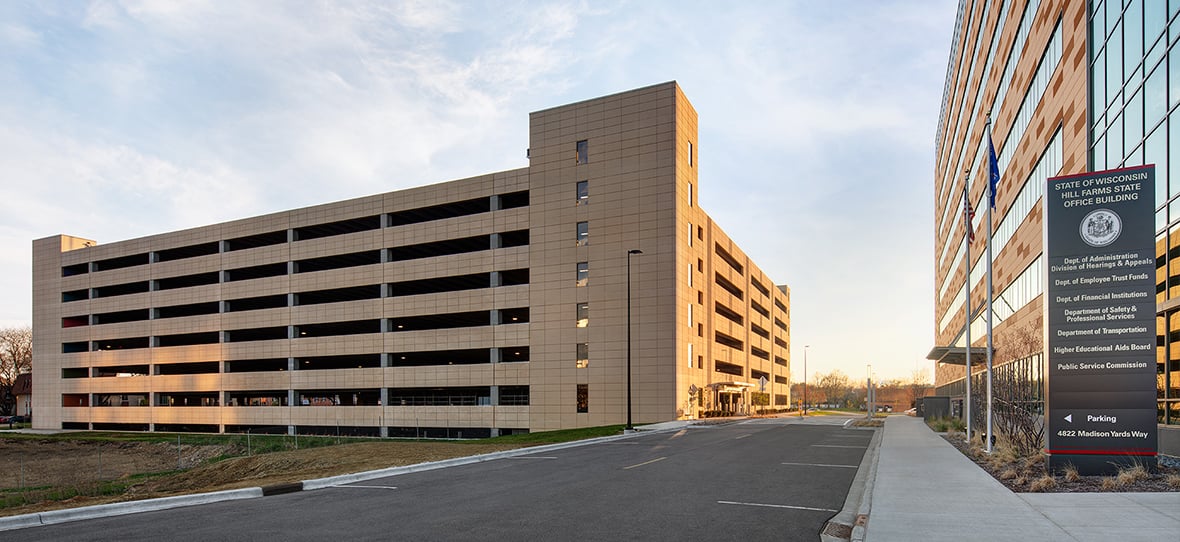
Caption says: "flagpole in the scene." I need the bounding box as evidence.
[985,118,996,454]
[962,181,972,444]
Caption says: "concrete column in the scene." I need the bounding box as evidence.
[379,388,389,438]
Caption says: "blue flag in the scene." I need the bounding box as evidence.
[988,132,999,209]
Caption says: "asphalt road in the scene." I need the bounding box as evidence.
[8,417,872,541]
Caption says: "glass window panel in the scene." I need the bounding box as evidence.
[576,180,588,203]
[1146,34,1165,72]
[1129,142,1145,168]
[1171,43,1180,108]
[576,262,588,286]
[1171,112,1180,198]
[1145,63,1167,129]
[1108,0,1123,36]
[576,342,589,368]
[1125,0,1143,81]
[1094,134,1107,171]
[1145,0,1166,41]
[1158,208,1168,233]
[1093,1,1107,42]
[1125,89,1144,156]
[1108,111,1124,166]
[1147,127,1167,203]
[576,303,589,328]
[1173,0,1180,19]
[575,140,588,164]
[576,221,588,245]
[1107,20,1123,100]
[1093,48,1107,112]
[1169,199,1180,230]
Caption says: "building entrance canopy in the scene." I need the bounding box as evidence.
[926,346,993,366]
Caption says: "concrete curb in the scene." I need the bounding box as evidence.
[0,488,263,532]
[0,422,690,532]
[820,422,882,542]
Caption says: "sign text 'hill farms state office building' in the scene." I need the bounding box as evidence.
[32,82,791,437]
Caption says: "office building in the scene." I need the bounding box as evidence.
[930,0,1178,447]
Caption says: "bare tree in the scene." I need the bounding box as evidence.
[995,321,1042,363]
[0,326,32,415]
[815,370,852,408]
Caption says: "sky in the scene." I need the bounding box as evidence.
[0,0,957,383]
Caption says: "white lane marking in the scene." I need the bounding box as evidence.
[811,444,866,448]
[735,434,751,439]
[334,485,398,490]
[623,457,666,470]
[508,456,558,460]
[780,462,858,468]
[718,500,837,513]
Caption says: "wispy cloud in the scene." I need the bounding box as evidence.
[0,1,955,380]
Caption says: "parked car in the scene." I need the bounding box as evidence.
[0,416,12,424]
[12,415,28,423]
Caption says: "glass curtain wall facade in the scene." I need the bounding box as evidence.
[1089,0,1180,424]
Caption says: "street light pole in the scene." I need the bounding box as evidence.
[626,249,642,431]
[803,345,809,414]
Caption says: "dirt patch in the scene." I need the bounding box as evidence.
[941,432,1180,493]
[0,438,525,517]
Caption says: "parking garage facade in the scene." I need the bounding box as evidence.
[32,82,792,436]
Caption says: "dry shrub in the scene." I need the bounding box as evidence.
[1062,464,1080,483]
[1028,474,1057,492]
[998,468,1018,480]
[1166,474,1180,489]
[1116,465,1149,485]
[1022,455,1044,471]
[1100,476,1122,490]
[1014,475,1027,487]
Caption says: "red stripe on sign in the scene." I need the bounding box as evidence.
[1044,449,1157,456]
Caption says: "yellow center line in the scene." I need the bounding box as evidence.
[623,456,667,470]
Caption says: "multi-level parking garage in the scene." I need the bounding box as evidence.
[33,82,791,436]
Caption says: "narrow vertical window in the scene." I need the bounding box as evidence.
[687,304,693,328]
[576,140,588,164]
[688,141,694,166]
[688,182,693,207]
[576,343,589,368]
[687,222,693,247]
[687,343,694,368]
[576,180,589,204]
[576,303,589,327]
[576,262,589,286]
[576,384,589,412]
[576,221,589,246]
[687,263,693,287]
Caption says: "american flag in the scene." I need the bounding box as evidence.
[963,194,975,243]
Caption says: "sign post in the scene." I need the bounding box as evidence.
[1044,165,1157,475]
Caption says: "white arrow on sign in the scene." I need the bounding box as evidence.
[1064,414,1072,423]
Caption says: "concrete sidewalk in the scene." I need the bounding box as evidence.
[864,416,1180,541]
